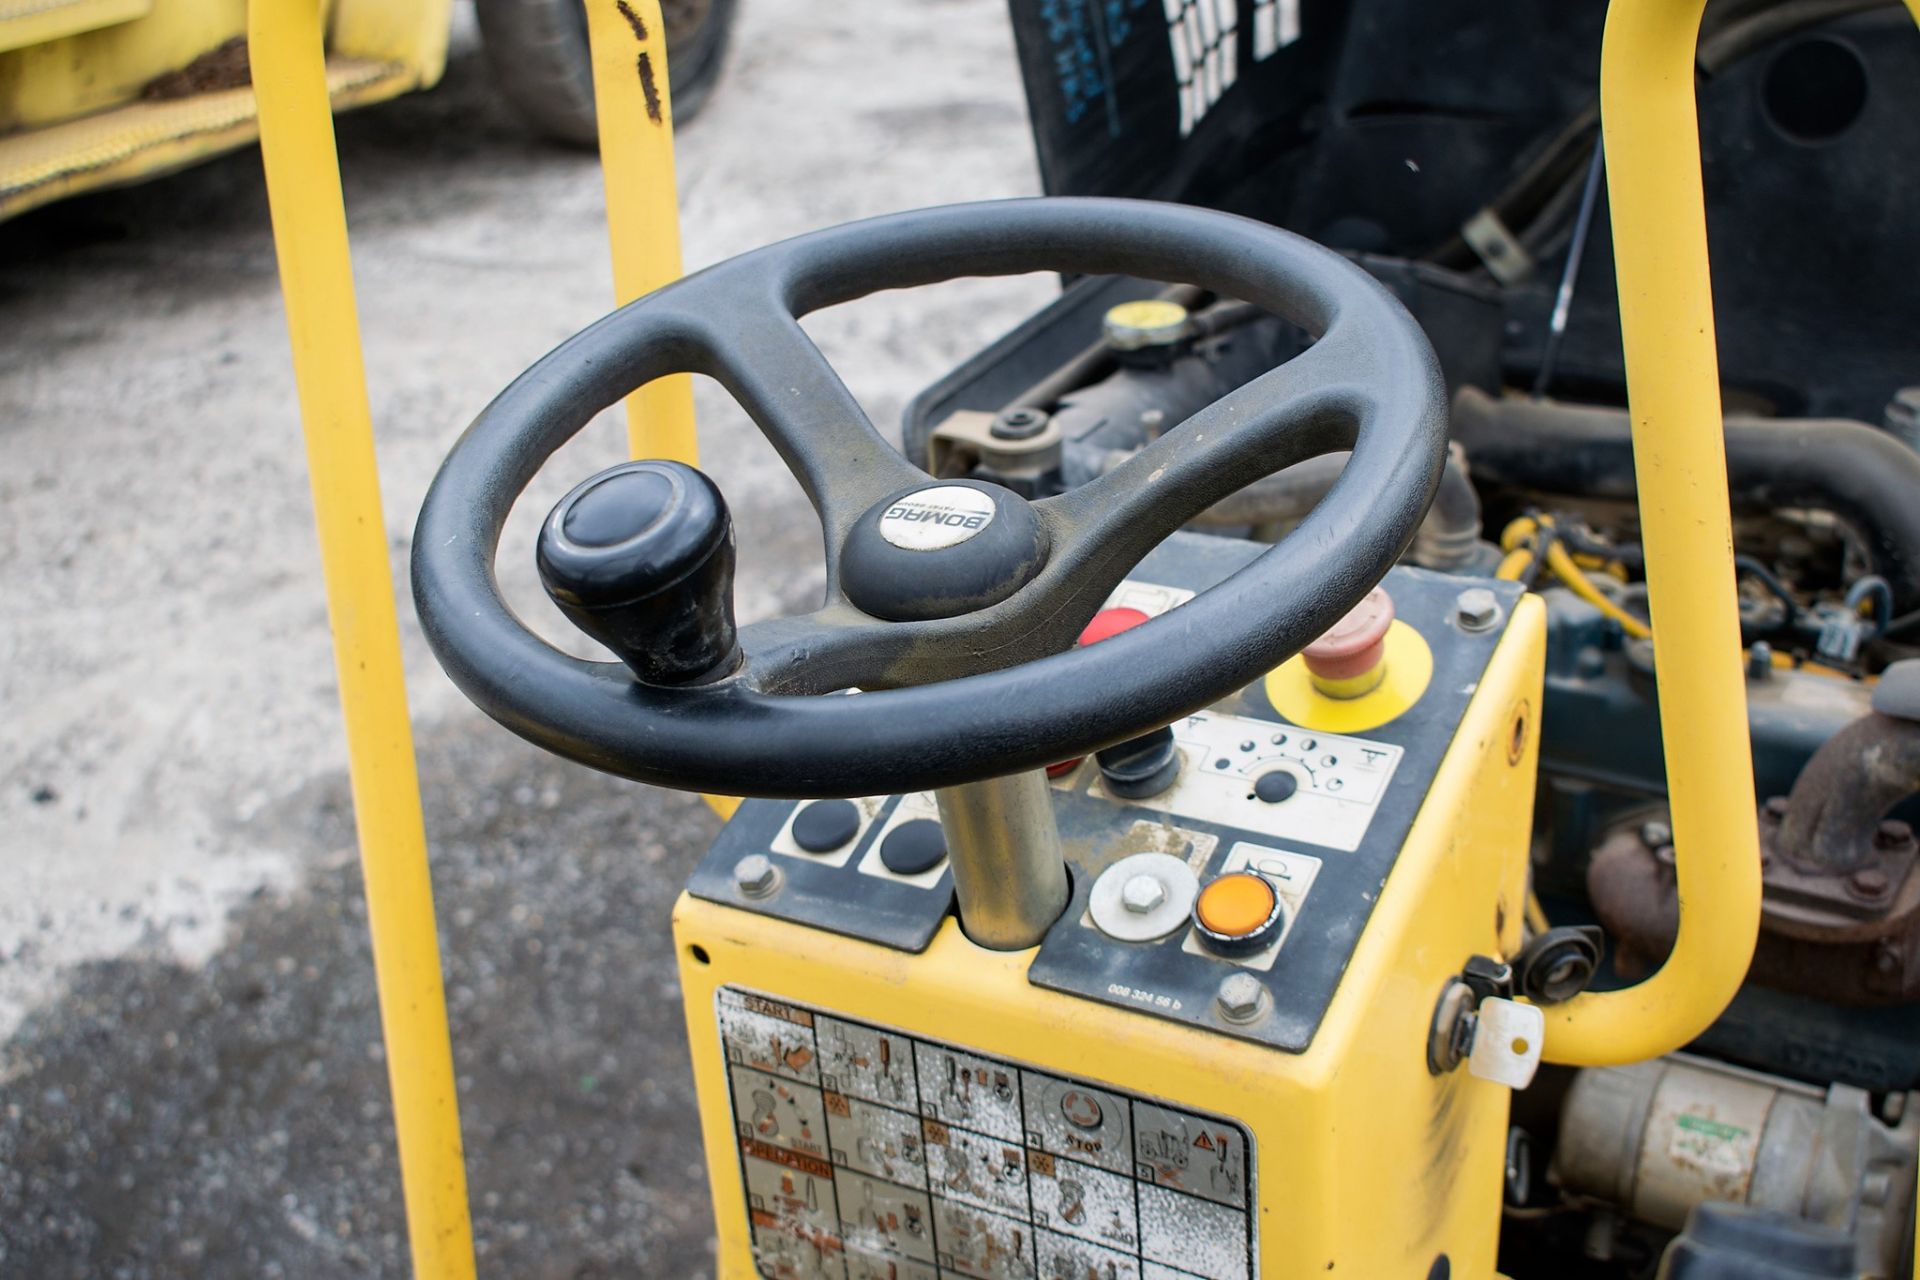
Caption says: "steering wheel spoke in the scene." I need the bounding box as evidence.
[1039,331,1369,568]
[734,604,903,694]
[691,296,925,577]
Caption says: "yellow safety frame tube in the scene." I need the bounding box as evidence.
[248,2,476,1276]
[1544,0,1920,1071]
[584,0,700,465]
[1538,0,1759,1068]
[583,0,741,821]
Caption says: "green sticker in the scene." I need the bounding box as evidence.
[1675,1113,1748,1143]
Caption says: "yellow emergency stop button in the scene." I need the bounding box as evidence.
[1193,871,1285,955]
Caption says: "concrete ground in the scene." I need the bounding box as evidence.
[0,3,1049,1275]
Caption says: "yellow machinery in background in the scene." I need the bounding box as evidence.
[3,0,737,224]
[245,1,1920,1280]
[4,0,449,222]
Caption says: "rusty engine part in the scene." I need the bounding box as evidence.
[1589,670,1920,1003]
[1553,1054,1920,1279]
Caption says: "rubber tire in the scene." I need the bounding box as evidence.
[474,0,739,147]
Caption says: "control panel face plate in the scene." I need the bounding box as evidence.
[1025,541,1521,1052]
[1098,710,1402,851]
[717,985,1258,1280]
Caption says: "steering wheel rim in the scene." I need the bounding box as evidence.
[412,197,1447,798]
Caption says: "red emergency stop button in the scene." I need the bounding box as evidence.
[1046,607,1152,777]
[1302,585,1393,699]
[1078,606,1149,646]
[1193,871,1285,955]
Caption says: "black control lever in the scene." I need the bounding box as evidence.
[536,460,741,686]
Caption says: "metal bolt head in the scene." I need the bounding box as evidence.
[1852,866,1891,898]
[1875,820,1913,849]
[1639,820,1673,849]
[1216,972,1266,1023]
[1456,587,1501,632]
[990,407,1049,441]
[734,854,779,898]
[1119,874,1167,914]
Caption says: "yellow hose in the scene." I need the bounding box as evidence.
[1496,515,1652,637]
[1537,0,1762,1068]
[248,2,476,1276]
[1494,547,1534,582]
[1545,542,1652,640]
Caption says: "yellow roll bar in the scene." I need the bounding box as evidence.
[249,2,713,1271]
[583,0,700,465]
[1543,0,1920,1074]
[248,2,475,1276]
[583,0,741,821]
[1538,0,1760,1067]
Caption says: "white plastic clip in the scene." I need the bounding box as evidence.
[1468,996,1545,1089]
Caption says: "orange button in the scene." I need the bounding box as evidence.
[1194,872,1278,938]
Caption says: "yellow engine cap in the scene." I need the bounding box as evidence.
[1194,871,1280,940]
[1103,299,1191,351]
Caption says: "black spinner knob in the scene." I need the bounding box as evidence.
[536,460,740,686]
[1096,725,1181,799]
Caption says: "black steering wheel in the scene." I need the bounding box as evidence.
[412,197,1445,798]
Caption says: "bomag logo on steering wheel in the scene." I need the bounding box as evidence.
[884,501,988,529]
[878,485,998,551]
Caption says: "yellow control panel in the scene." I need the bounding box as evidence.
[674,540,1548,1279]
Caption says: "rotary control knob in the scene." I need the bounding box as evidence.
[1252,770,1298,803]
[536,460,741,686]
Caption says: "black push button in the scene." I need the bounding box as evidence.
[791,798,861,853]
[879,819,946,875]
[1253,770,1298,804]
